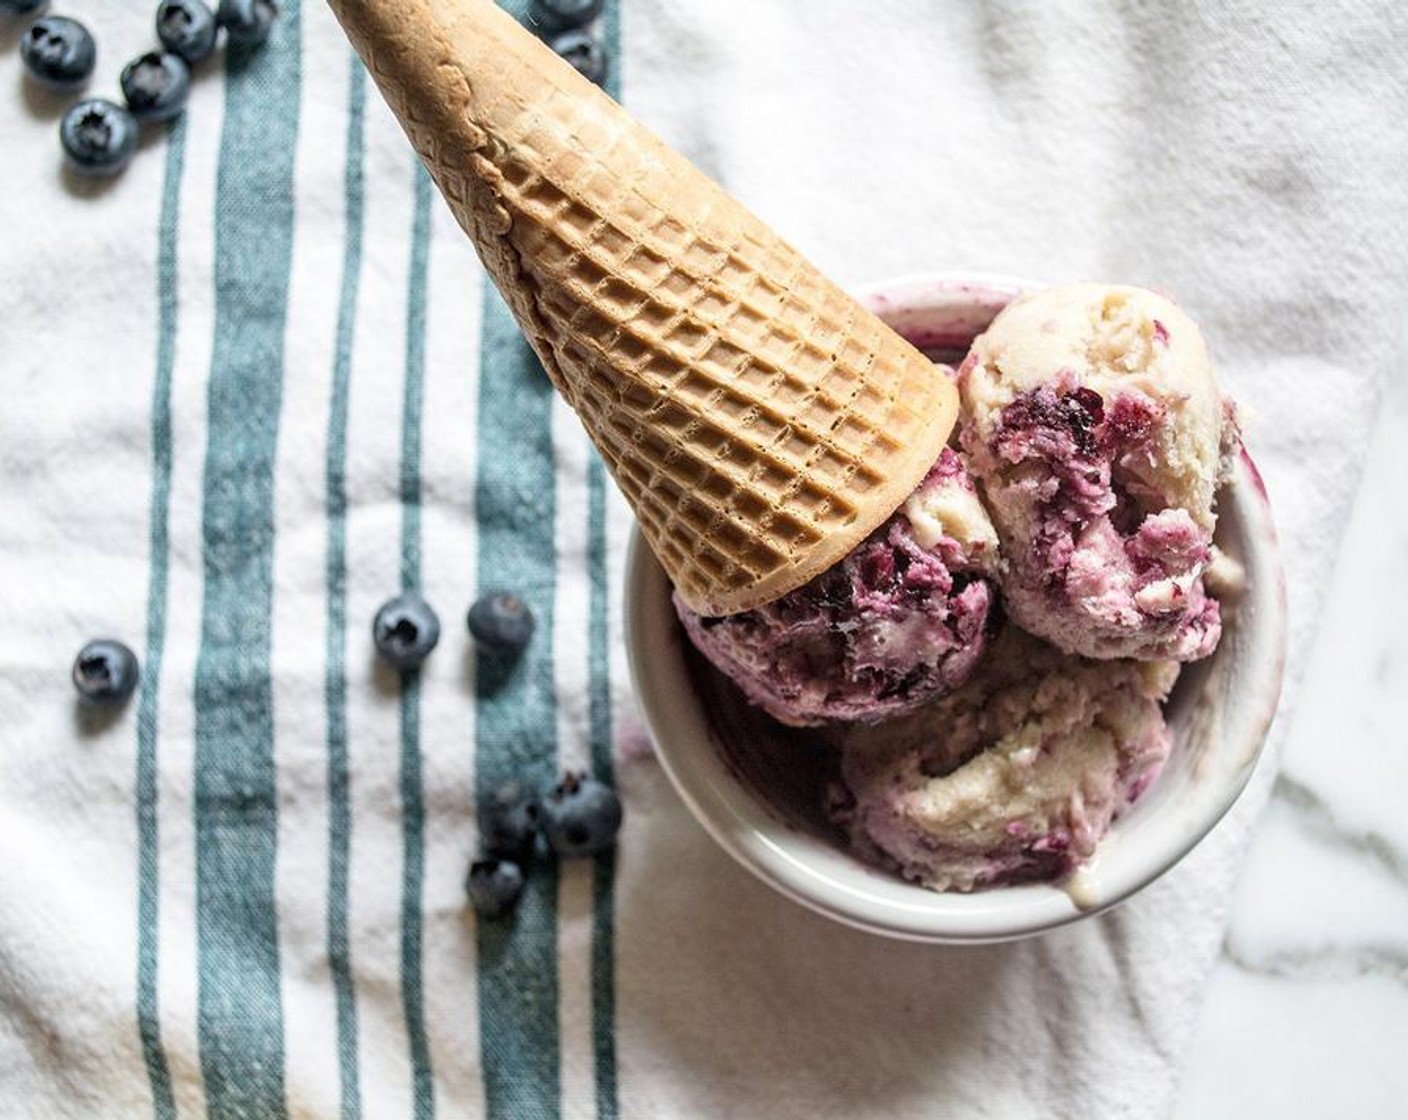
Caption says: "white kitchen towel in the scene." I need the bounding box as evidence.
[1,2,1405,1119]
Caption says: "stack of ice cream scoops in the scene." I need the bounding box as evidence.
[330,0,1245,893]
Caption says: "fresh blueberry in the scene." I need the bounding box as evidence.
[465,858,526,921]
[529,0,602,33]
[60,100,139,178]
[0,0,48,15]
[548,29,608,86]
[72,639,140,706]
[467,591,535,657]
[121,52,193,123]
[157,0,218,64]
[20,16,96,92]
[537,771,622,858]
[372,592,441,670]
[216,0,277,47]
[480,781,540,863]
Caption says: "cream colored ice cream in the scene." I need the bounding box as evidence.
[901,457,1000,557]
[959,284,1238,660]
[831,628,1178,892]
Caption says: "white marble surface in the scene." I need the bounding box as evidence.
[1173,367,1408,1117]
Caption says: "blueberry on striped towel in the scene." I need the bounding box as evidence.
[529,0,602,33]
[466,858,526,921]
[480,781,541,864]
[20,16,96,91]
[538,771,622,858]
[60,99,139,178]
[373,593,441,670]
[216,0,277,47]
[121,51,193,122]
[72,640,140,706]
[157,0,219,64]
[548,28,608,86]
[467,590,535,658]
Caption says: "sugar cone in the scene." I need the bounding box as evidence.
[327,0,958,616]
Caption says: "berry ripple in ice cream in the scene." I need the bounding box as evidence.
[674,449,1000,727]
[829,628,1179,892]
[669,281,1245,893]
[959,284,1240,661]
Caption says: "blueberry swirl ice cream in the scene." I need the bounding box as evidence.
[959,284,1239,661]
[674,449,1000,726]
[674,282,1244,892]
[830,628,1178,892]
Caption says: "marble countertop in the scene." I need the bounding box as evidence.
[1173,371,1408,1117]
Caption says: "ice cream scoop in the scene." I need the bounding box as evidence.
[675,448,1000,726]
[959,284,1238,660]
[831,628,1178,892]
[628,273,1287,932]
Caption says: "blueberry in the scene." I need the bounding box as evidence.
[548,29,608,86]
[157,0,218,64]
[0,0,48,15]
[529,0,602,33]
[216,0,277,46]
[465,858,526,921]
[60,100,139,178]
[121,52,192,123]
[372,592,441,670]
[20,16,96,92]
[467,591,535,657]
[538,771,622,858]
[480,781,540,863]
[72,640,140,706]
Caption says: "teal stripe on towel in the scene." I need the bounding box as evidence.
[191,15,301,1120]
[135,114,187,1120]
[472,41,564,1081]
[591,7,621,1117]
[474,290,563,1120]
[326,54,367,1120]
[400,164,436,1120]
[587,468,617,1120]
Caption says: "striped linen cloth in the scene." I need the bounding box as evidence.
[2,2,1405,1118]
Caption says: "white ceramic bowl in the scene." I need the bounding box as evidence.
[625,273,1288,943]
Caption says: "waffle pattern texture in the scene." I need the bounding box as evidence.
[328,0,958,615]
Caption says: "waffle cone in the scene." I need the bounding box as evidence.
[327,0,958,616]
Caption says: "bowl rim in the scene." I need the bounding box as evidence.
[624,271,1289,943]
